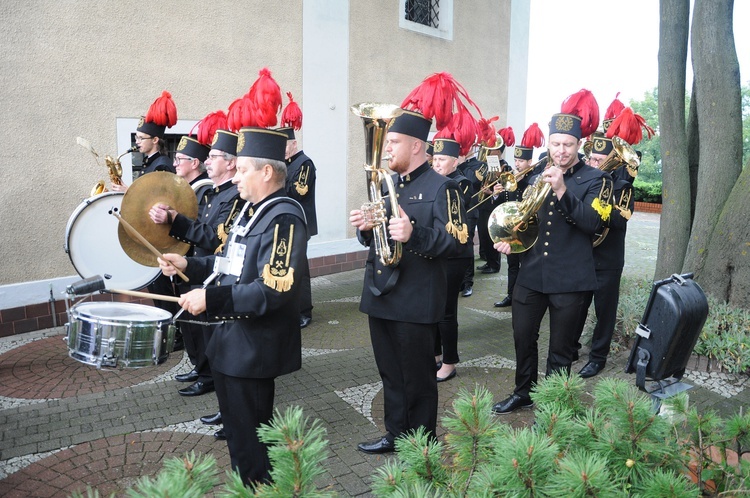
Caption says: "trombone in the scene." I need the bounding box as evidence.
[466,157,545,213]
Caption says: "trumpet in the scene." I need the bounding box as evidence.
[466,156,545,213]
[78,137,137,196]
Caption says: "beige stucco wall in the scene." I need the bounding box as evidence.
[0,0,303,286]
[346,0,512,232]
[0,0,521,307]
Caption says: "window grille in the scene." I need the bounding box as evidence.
[405,0,439,28]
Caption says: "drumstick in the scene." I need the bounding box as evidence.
[111,211,189,282]
[108,288,181,303]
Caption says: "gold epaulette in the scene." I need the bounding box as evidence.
[262,223,296,292]
[445,189,468,243]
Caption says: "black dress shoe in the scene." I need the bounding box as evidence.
[476,263,490,270]
[174,369,199,383]
[494,295,512,307]
[357,436,395,454]
[178,381,215,397]
[492,394,534,414]
[200,412,222,425]
[437,369,457,383]
[481,267,500,274]
[435,361,443,371]
[462,285,473,297]
[578,361,605,379]
[299,315,312,329]
[214,428,226,440]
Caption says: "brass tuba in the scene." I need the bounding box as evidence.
[592,136,640,246]
[351,103,404,267]
[487,155,554,253]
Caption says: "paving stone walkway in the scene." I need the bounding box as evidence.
[1,212,747,497]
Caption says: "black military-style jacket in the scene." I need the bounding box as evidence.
[517,160,612,293]
[141,152,175,175]
[358,162,467,324]
[170,180,244,257]
[447,170,475,259]
[594,177,634,270]
[285,150,317,237]
[183,190,307,379]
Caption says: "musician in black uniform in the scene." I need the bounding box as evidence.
[159,127,307,485]
[279,127,317,328]
[576,135,634,378]
[349,110,466,454]
[431,137,473,382]
[475,146,503,275]
[492,97,613,414]
[456,151,483,296]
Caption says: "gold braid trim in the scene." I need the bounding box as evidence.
[294,166,309,195]
[262,223,295,292]
[445,189,469,243]
[591,197,612,222]
[214,199,241,255]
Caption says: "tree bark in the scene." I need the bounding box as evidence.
[686,78,699,220]
[701,167,750,308]
[655,0,692,279]
[682,0,743,282]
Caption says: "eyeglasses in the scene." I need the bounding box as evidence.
[174,156,193,163]
[134,135,152,142]
[207,153,227,161]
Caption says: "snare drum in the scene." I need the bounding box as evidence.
[65,192,160,290]
[65,302,175,368]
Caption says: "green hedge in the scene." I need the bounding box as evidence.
[633,180,662,203]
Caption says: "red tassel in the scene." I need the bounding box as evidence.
[520,123,544,149]
[248,68,282,128]
[281,92,303,130]
[227,95,258,132]
[477,116,499,146]
[450,109,480,156]
[560,89,599,138]
[498,126,515,148]
[195,110,228,146]
[604,92,625,121]
[145,90,178,127]
[605,107,655,145]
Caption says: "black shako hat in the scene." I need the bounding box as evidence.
[176,136,210,162]
[236,127,287,161]
[592,135,614,156]
[211,130,239,155]
[276,126,296,140]
[432,138,460,158]
[388,109,431,142]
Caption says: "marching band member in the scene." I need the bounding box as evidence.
[492,89,613,414]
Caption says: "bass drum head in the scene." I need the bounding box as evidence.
[65,192,161,290]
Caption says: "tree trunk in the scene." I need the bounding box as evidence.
[686,78,699,221]
[655,0,692,279]
[701,167,750,307]
[682,0,743,281]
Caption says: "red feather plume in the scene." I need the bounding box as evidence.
[605,107,655,145]
[477,116,499,147]
[498,126,515,148]
[195,110,228,146]
[227,95,258,132]
[520,123,544,148]
[604,92,625,121]
[145,90,178,127]
[248,68,282,128]
[281,92,303,130]
[401,72,483,131]
[560,89,599,138]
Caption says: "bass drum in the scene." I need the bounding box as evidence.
[64,192,160,290]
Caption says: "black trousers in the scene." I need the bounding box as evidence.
[477,207,499,270]
[435,257,472,364]
[584,268,623,364]
[460,223,476,290]
[506,253,520,295]
[511,284,591,398]
[213,370,275,486]
[369,316,438,442]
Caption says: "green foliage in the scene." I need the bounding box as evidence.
[632,180,662,203]
[126,452,219,498]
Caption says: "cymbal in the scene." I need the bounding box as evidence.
[118,171,198,267]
